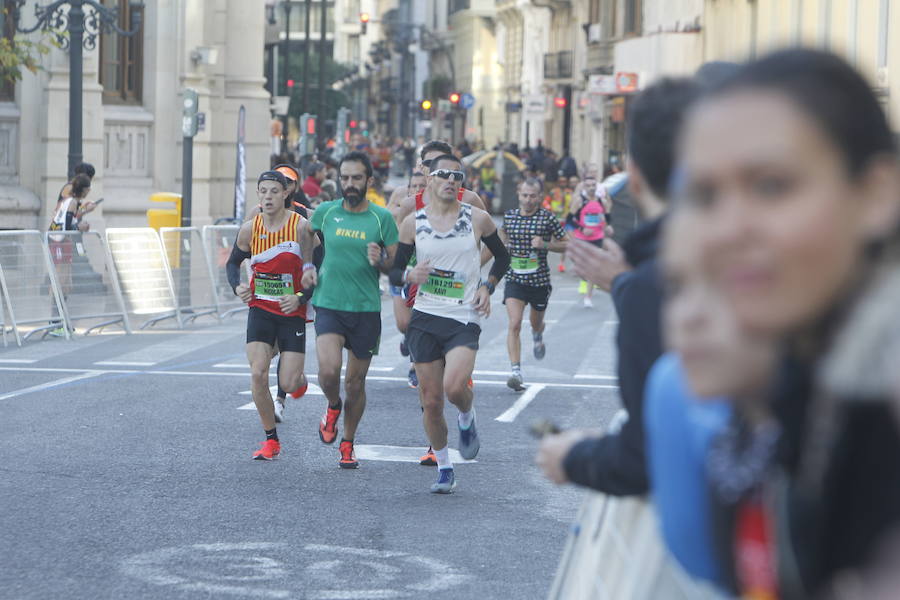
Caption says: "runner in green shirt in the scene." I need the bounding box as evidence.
[301,151,399,469]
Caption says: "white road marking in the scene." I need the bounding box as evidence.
[573,374,618,381]
[472,369,513,376]
[0,358,38,363]
[354,444,476,464]
[495,384,547,423]
[0,367,618,390]
[94,361,157,366]
[0,371,103,401]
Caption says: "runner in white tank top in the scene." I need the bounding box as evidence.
[389,153,511,494]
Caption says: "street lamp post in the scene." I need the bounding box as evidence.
[280,0,292,148]
[14,0,143,178]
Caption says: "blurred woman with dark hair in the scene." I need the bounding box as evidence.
[678,48,900,597]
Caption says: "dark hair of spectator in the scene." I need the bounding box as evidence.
[428,154,460,170]
[71,174,91,198]
[74,162,95,179]
[626,77,700,199]
[339,151,373,178]
[702,47,897,178]
[421,140,453,159]
[305,162,325,177]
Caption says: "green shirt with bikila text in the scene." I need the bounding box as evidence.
[310,199,399,312]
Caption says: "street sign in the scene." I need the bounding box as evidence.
[460,93,475,109]
[615,72,640,93]
[505,102,522,113]
[272,95,290,116]
[525,95,546,115]
[589,74,618,95]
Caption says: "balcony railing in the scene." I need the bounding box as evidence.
[543,50,573,79]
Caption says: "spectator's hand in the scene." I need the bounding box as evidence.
[235,283,252,304]
[406,260,431,285]
[536,429,594,485]
[568,238,630,293]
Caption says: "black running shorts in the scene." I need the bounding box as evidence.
[503,280,552,312]
[246,306,306,353]
[406,310,481,364]
[314,306,382,360]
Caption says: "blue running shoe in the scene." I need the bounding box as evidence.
[458,415,480,460]
[430,467,456,494]
[408,366,419,389]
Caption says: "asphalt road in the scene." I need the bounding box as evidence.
[0,262,621,600]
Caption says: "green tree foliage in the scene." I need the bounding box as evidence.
[0,6,56,88]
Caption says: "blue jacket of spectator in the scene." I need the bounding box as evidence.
[644,352,731,588]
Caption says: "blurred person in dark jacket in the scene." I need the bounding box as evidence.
[536,77,700,495]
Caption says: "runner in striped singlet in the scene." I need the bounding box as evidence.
[226,170,317,461]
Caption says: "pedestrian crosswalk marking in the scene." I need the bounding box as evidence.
[495,384,547,423]
[354,444,476,464]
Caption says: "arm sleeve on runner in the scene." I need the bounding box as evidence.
[226,244,251,294]
[482,231,510,282]
[389,242,415,287]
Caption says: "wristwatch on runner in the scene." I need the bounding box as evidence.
[481,280,495,295]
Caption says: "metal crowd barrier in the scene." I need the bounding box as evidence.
[45,230,131,335]
[0,230,71,345]
[548,411,726,600]
[201,225,247,318]
[160,227,219,323]
[106,227,184,329]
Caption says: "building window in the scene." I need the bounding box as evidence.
[624,0,642,36]
[292,1,335,35]
[99,0,143,104]
[449,0,470,16]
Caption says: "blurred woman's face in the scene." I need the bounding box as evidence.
[679,90,875,336]
[663,213,775,399]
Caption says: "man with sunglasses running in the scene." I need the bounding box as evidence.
[390,154,510,493]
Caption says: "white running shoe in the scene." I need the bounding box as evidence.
[274,397,286,423]
[583,297,594,308]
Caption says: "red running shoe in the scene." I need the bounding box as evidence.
[339,439,359,469]
[419,446,437,466]
[252,439,281,461]
[318,406,341,444]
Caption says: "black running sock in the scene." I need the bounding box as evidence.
[341,438,353,444]
[329,398,342,411]
[265,428,278,441]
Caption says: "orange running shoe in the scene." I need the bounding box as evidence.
[252,439,281,460]
[318,406,341,444]
[419,446,437,466]
[558,263,566,273]
[290,380,308,399]
[339,439,359,469]
[467,377,474,390]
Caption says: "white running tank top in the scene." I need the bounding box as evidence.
[413,203,481,325]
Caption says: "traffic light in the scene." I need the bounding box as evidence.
[349,119,358,129]
[182,88,199,138]
[299,113,317,156]
[421,99,433,111]
[360,12,369,34]
[449,92,461,105]
[553,96,568,108]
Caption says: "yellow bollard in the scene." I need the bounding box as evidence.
[147,193,183,267]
